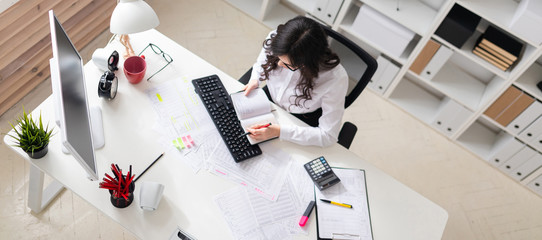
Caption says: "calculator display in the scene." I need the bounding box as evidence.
[304,156,340,190]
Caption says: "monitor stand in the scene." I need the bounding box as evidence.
[60,105,104,153]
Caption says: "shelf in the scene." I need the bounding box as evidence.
[457,116,503,160]
[225,0,263,20]
[389,75,444,123]
[435,57,505,111]
[457,0,517,29]
[359,0,441,35]
[456,0,540,47]
[514,62,542,101]
[339,4,413,64]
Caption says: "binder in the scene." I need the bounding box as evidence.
[494,92,534,127]
[312,0,343,25]
[421,44,453,80]
[410,39,441,75]
[431,98,472,137]
[487,133,523,167]
[373,58,399,95]
[315,168,373,240]
[367,55,389,92]
[510,153,542,181]
[499,146,537,174]
[518,116,542,145]
[506,100,542,135]
[534,134,542,150]
[484,86,522,119]
[527,173,542,196]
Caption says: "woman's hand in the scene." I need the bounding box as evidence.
[241,79,259,96]
[247,123,280,141]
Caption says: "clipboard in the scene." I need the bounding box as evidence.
[314,168,373,240]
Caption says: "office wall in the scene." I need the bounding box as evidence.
[0,0,115,116]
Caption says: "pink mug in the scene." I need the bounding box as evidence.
[124,56,146,84]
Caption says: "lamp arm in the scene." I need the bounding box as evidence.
[119,34,135,59]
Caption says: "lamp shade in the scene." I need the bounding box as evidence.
[110,0,159,34]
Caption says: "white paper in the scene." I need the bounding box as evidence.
[207,142,292,201]
[146,78,217,172]
[231,88,272,120]
[214,176,305,240]
[315,169,373,240]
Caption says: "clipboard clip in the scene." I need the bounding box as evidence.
[332,233,361,240]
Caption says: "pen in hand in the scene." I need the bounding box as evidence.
[238,123,272,138]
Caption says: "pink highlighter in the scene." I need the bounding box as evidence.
[299,200,316,227]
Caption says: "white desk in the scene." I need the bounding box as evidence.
[4,29,447,239]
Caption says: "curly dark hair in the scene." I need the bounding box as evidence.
[259,16,340,109]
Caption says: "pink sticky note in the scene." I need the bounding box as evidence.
[187,135,195,145]
[182,136,191,148]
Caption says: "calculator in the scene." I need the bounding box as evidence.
[304,156,341,190]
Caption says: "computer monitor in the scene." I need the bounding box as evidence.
[48,10,104,180]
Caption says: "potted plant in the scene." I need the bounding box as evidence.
[8,108,54,159]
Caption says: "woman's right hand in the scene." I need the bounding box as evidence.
[242,79,259,96]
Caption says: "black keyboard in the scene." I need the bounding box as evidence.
[192,75,262,162]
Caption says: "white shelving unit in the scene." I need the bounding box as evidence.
[224,0,542,197]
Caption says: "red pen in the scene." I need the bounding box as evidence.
[239,122,272,138]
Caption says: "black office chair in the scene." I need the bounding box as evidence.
[238,24,377,149]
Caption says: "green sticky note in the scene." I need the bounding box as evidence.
[173,139,181,150]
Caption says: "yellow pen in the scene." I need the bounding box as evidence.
[320,199,353,208]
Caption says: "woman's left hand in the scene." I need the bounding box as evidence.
[247,124,280,141]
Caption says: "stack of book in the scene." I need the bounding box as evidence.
[472,26,523,71]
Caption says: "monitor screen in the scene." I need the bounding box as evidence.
[49,10,98,180]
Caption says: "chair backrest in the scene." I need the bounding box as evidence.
[320,25,378,108]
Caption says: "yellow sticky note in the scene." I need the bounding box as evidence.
[173,139,181,150]
[156,93,163,102]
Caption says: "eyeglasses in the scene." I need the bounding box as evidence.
[280,59,299,71]
[138,43,173,81]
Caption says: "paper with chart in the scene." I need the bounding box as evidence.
[146,78,218,172]
[207,142,292,201]
[214,173,308,240]
[315,168,373,240]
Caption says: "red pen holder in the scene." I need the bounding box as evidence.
[109,181,135,208]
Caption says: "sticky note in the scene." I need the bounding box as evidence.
[173,139,181,150]
[187,135,195,145]
[182,136,191,148]
[177,137,185,149]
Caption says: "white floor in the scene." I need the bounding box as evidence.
[1,0,542,239]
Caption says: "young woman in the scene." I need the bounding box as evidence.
[242,16,348,147]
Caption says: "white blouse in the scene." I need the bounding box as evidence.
[248,31,349,147]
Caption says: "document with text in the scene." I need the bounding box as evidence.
[315,168,373,240]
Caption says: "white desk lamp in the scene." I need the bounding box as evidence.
[109,0,159,58]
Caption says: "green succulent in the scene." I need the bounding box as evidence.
[8,108,54,155]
